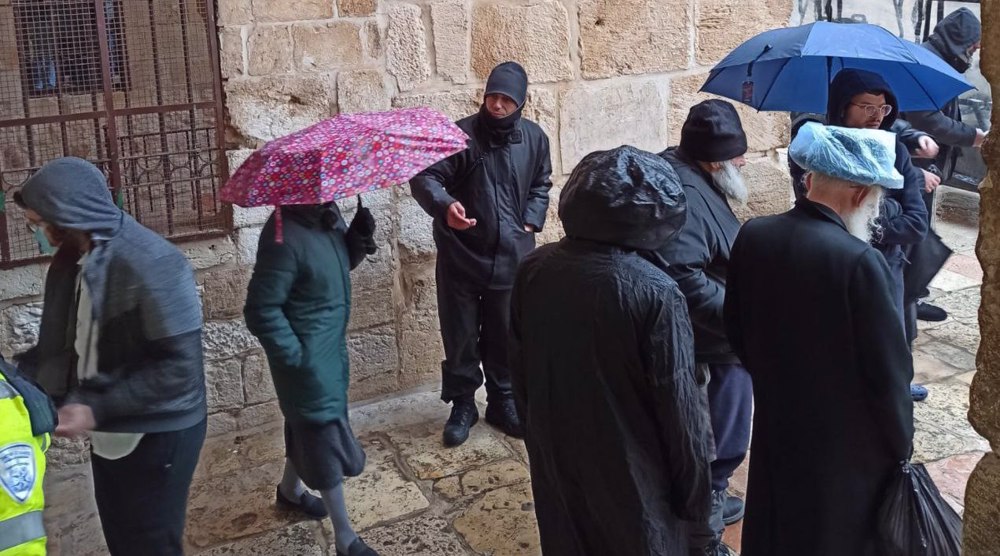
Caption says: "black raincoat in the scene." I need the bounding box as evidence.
[510,147,713,556]
[409,109,553,289]
[902,7,982,180]
[725,199,914,556]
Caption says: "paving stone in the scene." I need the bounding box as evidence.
[193,522,326,555]
[350,389,448,437]
[957,371,977,385]
[944,253,984,282]
[930,268,981,292]
[387,420,513,480]
[926,320,981,356]
[925,451,985,514]
[363,514,470,555]
[919,340,977,371]
[913,382,989,462]
[459,459,531,496]
[912,350,965,384]
[345,436,430,530]
[453,483,541,556]
[195,424,284,481]
[186,461,286,547]
[932,286,982,324]
[434,475,464,500]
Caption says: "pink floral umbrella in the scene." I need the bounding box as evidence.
[221,106,469,241]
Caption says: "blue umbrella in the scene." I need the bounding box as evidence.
[701,22,973,113]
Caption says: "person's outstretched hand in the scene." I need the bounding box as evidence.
[348,197,377,255]
[446,202,477,230]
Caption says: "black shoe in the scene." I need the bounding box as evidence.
[443,399,479,447]
[484,397,525,438]
[336,537,379,556]
[916,302,948,322]
[275,486,328,519]
[705,543,737,556]
[722,493,744,526]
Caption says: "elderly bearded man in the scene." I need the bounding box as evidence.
[645,99,753,554]
[724,123,914,556]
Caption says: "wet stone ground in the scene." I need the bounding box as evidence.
[42,212,986,555]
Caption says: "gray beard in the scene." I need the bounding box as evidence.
[844,191,883,243]
[711,161,748,206]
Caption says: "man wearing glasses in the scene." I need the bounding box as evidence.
[789,69,929,401]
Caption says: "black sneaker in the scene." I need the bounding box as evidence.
[336,537,379,556]
[275,486,328,519]
[484,397,525,438]
[722,493,745,526]
[443,399,479,447]
[916,302,948,322]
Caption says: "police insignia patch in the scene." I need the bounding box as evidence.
[0,443,35,503]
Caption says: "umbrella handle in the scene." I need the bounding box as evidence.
[357,194,363,210]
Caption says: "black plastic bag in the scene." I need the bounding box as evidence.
[878,461,962,556]
[903,230,953,302]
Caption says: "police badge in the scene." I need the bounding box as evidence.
[0,443,36,503]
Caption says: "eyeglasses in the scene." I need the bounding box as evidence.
[850,103,893,118]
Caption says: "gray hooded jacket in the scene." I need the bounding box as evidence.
[18,157,206,433]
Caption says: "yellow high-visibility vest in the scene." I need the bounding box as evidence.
[0,372,47,556]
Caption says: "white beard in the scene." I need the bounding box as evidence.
[711,160,748,206]
[843,190,883,243]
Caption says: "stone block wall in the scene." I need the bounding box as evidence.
[0,0,796,468]
[218,0,794,406]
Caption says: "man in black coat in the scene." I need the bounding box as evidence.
[645,100,752,544]
[789,68,929,401]
[725,122,914,556]
[510,146,714,556]
[410,61,553,447]
[902,7,985,322]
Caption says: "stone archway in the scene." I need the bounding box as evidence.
[963,2,999,553]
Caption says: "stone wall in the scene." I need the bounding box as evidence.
[964,1,999,552]
[0,0,795,471]
[219,0,794,407]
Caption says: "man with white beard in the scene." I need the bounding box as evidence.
[645,99,751,556]
[724,122,913,556]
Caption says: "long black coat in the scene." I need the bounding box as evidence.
[645,148,741,365]
[510,148,713,556]
[410,113,552,289]
[724,200,914,556]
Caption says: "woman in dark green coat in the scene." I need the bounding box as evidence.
[244,201,379,556]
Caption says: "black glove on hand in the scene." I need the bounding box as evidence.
[348,196,378,255]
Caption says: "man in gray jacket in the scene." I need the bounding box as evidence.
[14,157,206,556]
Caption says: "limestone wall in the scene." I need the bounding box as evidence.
[219,0,794,406]
[0,0,795,468]
[964,1,999,552]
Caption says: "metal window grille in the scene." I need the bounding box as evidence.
[0,0,230,269]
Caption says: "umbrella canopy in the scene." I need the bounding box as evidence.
[701,21,973,113]
[221,106,469,208]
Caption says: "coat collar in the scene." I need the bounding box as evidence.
[794,198,848,232]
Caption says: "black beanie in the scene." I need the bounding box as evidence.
[679,99,749,163]
[484,62,528,108]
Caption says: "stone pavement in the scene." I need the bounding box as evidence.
[41,201,986,556]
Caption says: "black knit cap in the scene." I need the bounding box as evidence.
[679,99,748,163]
[484,61,528,107]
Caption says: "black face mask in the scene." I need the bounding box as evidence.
[479,103,524,143]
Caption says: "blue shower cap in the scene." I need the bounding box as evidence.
[790,122,904,189]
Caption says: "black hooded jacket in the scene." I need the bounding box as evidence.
[510,147,712,556]
[901,8,982,178]
[410,65,552,290]
[789,70,928,266]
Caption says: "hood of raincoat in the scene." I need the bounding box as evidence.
[826,69,899,130]
[927,8,981,73]
[559,146,686,251]
[17,157,123,240]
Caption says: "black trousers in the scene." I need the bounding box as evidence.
[436,264,512,404]
[91,419,206,556]
[706,363,753,493]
